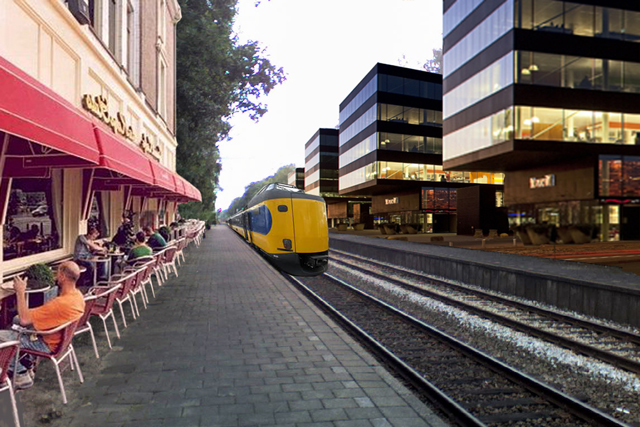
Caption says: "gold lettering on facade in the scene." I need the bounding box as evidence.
[82,94,163,160]
[140,133,162,161]
[82,94,135,142]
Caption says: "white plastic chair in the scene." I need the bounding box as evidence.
[14,321,83,404]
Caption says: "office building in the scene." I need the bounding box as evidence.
[443,0,640,240]
[304,129,370,227]
[339,63,503,233]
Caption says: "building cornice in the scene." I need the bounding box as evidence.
[170,0,182,23]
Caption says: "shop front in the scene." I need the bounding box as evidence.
[503,156,640,241]
[371,187,457,233]
[0,55,200,279]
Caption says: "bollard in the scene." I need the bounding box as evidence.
[482,239,486,248]
[513,238,516,246]
[449,241,453,247]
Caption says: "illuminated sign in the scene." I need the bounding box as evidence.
[82,94,162,161]
[529,174,555,189]
[385,197,398,205]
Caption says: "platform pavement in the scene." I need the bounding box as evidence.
[35,226,451,427]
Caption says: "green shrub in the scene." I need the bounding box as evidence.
[24,263,55,289]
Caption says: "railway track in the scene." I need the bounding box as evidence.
[291,272,630,427]
[330,249,640,375]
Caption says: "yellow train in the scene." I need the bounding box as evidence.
[227,183,329,276]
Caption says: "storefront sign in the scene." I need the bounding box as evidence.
[82,94,162,161]
[385,197,398,205]
[529,174,555,189]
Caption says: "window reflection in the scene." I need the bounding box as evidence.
[517,106,640,145]
[88,192,111,238]
[421,187,458,210]
[378,103,442,127]
[4,177,62,261]
[517,51,640,94]
[519,0,640,43]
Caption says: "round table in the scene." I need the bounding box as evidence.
[106,251,126,275]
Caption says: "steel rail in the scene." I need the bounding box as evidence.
[294,271,630,427]
[330,250,640,374]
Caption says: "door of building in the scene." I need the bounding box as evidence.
[433,213,450,233]
[621,206,640,240]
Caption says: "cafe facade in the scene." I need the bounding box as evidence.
[0,0,200,279]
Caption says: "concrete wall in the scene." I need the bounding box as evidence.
[330,236,640,328]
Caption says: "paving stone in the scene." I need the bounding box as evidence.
[311,408,350,422]
[23,228,450,427]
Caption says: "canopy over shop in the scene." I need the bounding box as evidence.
[0,55,200,267]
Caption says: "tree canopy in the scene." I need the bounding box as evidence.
[424,48,442,74]
[221,164,295,219]
[176,0,285,220]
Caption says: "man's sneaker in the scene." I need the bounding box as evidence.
[14,372,34,389]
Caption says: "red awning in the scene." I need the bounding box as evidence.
[178,179,201,202]
[188,181,202,202]
[150,160,177,193]
[0,55,99,165]
[93,125,154,186]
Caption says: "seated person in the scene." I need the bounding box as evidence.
[74,226,107,286]
[158,225,171,242]
[127,231,153,264]
[112,217,134,247]
[144,226,168,249]
[0,262,85,389]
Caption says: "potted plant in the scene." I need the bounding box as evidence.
[24,263,55,290]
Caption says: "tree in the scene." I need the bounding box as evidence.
[424,48,442,74]
[176,0,286,220]
[221,164,295,219]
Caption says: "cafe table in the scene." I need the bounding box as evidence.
[106,250,126,275]
[89,256,112,286]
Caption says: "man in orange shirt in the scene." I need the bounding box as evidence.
[0,261,85,388]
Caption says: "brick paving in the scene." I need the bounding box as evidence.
[25,226,450,427]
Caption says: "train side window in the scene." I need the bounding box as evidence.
[278,205,288,212]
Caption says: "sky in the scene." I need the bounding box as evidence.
[216,0,443,211]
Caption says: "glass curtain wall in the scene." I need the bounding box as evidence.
[516,106,640,144]
[517,51,640,94]
[517,0,640,42]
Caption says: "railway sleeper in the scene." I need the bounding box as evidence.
[464,397,545,408]
[478,411,562,424]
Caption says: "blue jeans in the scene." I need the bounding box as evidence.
[0,327,51,374]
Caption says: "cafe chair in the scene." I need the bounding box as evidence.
[89,284,122,349]
[151,250,166,288]
[15,321,83,404]
[0,340,21,427]
[109,271,138,328]
[175,238,187,266]
[73,291,101,359]
[125,266,148,316]
[162,246,179,279]
[131,258,156,300]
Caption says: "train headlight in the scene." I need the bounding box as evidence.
[283,239,292,250]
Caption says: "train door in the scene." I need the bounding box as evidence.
[291,198,329,254]
[270,198,295,253]
[243,212,252,242]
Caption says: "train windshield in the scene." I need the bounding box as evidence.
[275,184,303,193]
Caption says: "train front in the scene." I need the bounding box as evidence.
[264,190,328,276]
